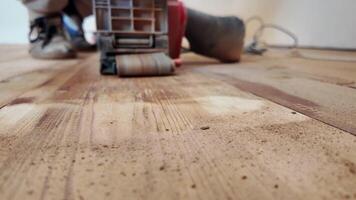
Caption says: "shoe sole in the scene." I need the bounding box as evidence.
[30,51,78,60]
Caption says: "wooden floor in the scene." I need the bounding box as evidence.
[0,45,356,200]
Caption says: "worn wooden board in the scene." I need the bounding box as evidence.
[0,45,355,200]
[196,49,356,136]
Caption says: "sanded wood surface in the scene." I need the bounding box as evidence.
[0,45,356,200]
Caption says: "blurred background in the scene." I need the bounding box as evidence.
[1,0,356,49]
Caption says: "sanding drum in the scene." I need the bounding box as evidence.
[116,53,175,77]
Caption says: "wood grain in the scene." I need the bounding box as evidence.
[0,46,355,200]
[197,49,356,136]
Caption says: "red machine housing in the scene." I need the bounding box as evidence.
[168,0,187,63]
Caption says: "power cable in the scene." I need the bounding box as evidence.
[245,16,356,62]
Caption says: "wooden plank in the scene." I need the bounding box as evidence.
[0,45,28,63]
[0,47,92,109]
[195,49,356,136]
[0,46,356,200]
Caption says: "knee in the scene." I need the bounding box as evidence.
[24,0,69,14]
[75,0,93,18]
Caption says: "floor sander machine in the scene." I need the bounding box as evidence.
[94,0,245,77]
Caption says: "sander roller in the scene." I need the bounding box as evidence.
[94,0,245,77]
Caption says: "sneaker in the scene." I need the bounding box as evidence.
[29,14,76,59]
[63,15,96,52]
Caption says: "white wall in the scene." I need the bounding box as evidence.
[0,0,28,44]
[270,0,356,49]
[1,0,356,49]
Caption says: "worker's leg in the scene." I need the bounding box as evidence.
[23,0,68,20]
[63,0,95,51]
[22,0,76,59]
[73,0,92,18]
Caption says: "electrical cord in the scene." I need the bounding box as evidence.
[245,16,356,62]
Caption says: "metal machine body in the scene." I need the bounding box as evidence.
[93,0,187,76]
